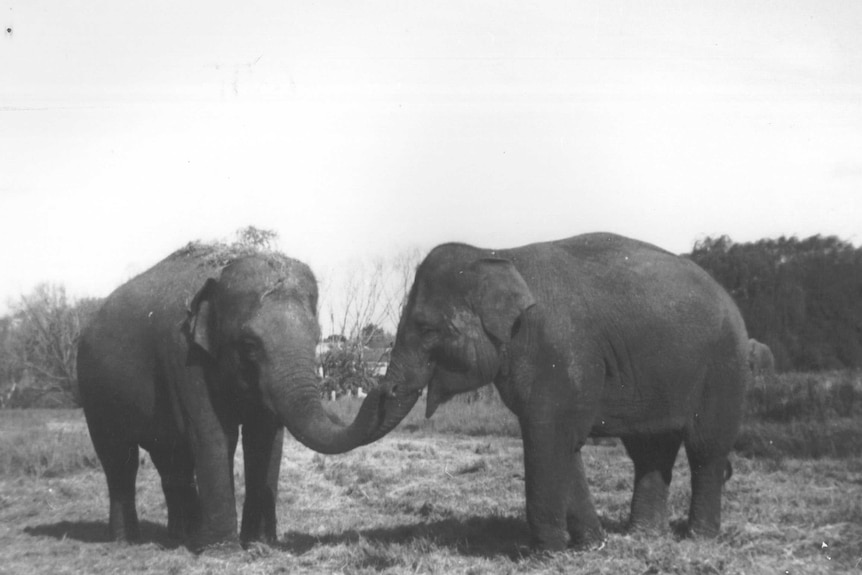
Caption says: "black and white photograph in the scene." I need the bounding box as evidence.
[1,1,861,573]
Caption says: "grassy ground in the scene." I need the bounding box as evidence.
[1,390,861,573]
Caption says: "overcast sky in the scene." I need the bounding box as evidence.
[2,1,861,318]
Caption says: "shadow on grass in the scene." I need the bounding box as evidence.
[23,515,645,560]
[282,516,529,560]
[281,514,631,561]
[23,520,179,549]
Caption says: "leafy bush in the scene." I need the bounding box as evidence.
[318,341,382,398]
[0,410,99,477]
[745,370,862,422]
[735,419,862,459]
[737,370,862,459]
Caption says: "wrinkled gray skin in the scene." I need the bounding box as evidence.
[78,244,384,551]
[366,233,750,551]
[748,338,775,377]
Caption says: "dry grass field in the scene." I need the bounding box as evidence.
[1,390,861,574]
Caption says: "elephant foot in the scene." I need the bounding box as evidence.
[110,533,140,546]
[191,528,243,556]
[239,519,278,547]
[242,540,277,560]
[530,529,607,554]
[166,521,186,542]
[627,514,670,536]
[109,520,140,544]
[529,528,569,553]
[686,519,720,539]
[569,527,607,552]
[240,533,278,548]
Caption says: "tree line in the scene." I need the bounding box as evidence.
[687,234,862,372]
[2,232,860,408]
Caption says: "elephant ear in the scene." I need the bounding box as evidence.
[470,258,536,343]
[185,278,218,357]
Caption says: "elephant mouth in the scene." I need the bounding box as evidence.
[424,384,453,418]
[381,380,422,401]
[357,385,424,446]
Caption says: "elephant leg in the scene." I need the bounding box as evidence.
[684,445,728,538]
[564,450,606,549]
[683,363,743,538]
[239,414,283,544]
[520,416,603,551]
[149,443,200,541]
[96,440,141,542]
[622,432,682,534]
[188,423,240,551]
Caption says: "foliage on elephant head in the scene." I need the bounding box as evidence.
[169,240,296,277]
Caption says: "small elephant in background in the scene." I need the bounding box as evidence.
[748,338,776,378]
[363,233,750,551]
[78,242,383,552]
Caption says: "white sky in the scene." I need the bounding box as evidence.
[2,1,862,318]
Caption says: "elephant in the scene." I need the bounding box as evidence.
[77,242,383,551]
[748,338,775,378]
[362,233,750,551]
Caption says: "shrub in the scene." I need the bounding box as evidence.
[0,410,100,477]
[745,370,862,422]
[735,419,862,459]
[737,370,862,459]
[318,341,381,398]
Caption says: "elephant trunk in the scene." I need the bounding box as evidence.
[360,388,421,445]
[263,359,385,455]
[358,355,424,445]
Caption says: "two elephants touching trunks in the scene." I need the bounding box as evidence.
[78,233,749,554]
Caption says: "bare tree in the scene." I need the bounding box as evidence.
[329,259,386,343]
[20,284,78,386]
[380,246,424,330]
[4,284,81,405]
[0,315,24,407]
[322,247,423,344]
[0,285,102,407]
[317,247,424,397]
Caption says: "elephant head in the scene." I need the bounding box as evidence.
[185,255,383,454]
[748,338,775,377]
[363,245,535,443]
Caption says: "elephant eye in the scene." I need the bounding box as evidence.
[412,317,435,335]
[237,336,262,360]
[416,324,440,345]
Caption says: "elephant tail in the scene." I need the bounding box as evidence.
[723,459,733,482]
